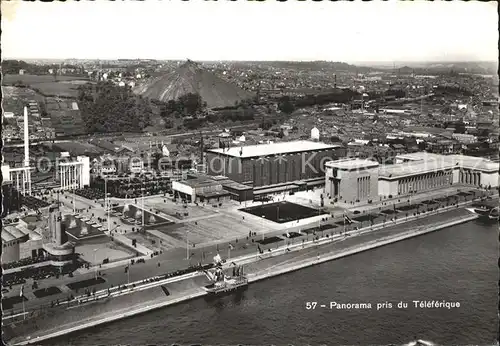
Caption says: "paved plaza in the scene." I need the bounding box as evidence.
[76,240,135,265]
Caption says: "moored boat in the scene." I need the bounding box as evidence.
[466,200,499,221]
[201,254,248,297]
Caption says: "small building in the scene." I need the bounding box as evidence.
[1,225,30,264]
[90,139,131,155]
[172,178,231,204]
[325,158,379,204]
[129,157,144,174]
[452,133,477,144]
[311,127,320,140]
[211,176,253,201]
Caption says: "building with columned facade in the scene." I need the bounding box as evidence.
[325,152,499,203]
[380,152,499,196]
[58,156,91,190]
[1,165,34,195]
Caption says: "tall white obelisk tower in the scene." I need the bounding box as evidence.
[23,106,32,195]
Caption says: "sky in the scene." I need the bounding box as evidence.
[2,0,498,62]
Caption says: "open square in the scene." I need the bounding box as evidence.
[144,196,216,220]
[75,240,135,265]
[159,212,269,246]
[240,201,323,223]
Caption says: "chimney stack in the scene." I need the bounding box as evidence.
[24,106,29,167]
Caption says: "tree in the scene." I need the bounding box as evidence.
[260,117,273,130]
[177,93,204,115]
[164,118,174,129]
[278,96,295,114]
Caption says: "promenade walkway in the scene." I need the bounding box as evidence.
[6,209,478,346]
[3,186,492,311]
[3,199,477,316]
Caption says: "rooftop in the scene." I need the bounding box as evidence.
[379,160,456,178]
[176,177,221,188]
[207,140,340,158]
[1,225,29,243]
[326,158,379,170]
[90,139,130,153]
[395,152,498,171]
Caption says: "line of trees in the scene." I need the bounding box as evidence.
[284,89,360,109]
[435,85,473,97]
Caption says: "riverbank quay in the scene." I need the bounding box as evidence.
[4,188,489,311]
[6,208,478,345]
[2,192,477,314]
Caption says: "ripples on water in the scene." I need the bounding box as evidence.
[48,221,498,346]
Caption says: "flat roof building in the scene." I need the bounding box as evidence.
[324,152,499,204]
[380,152,498,198]
[325,158,379,204]
[207,140,339,159]
[2,225,32,264]
[206,140,341,188]
[172,177,231,204]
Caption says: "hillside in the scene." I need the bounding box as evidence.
[134,60,254,109]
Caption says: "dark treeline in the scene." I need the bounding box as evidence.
[182,108,256,130]
[2,60,85,75]
[77,82,153,133]
[154,93,256,130]
[442,121,467,134]
[292,89,360,108]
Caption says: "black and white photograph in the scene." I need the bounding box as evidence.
[1,1,498,345]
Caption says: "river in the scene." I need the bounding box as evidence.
[47,220,498,346]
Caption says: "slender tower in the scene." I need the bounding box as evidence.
[24,106,29,167]
[23,106,32,195]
